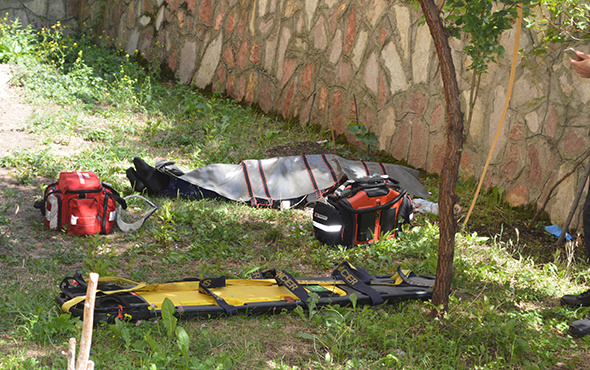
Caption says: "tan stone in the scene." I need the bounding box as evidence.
[313,19,327,50]
[126,29,140,56]
[193,34,223,88]
[363,52,379,95]
[264,36,278,71]
[377,106,396,150]
[178,39,197,84]
[258,0,269,17]
[366,0,387,28]
[277,27,292,81]
[305,0,319,30]
[382,41,408,94]
[525,110,540,134]
[329,29,342,65]
[394,5,410,57]
[284,1,299,18]
[352,30,368,68]
[412,25,431,84]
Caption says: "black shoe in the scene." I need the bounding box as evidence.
[132,157,170,195]
[561,289,590,307]
[570,317,590,337]
[126,167,146,193]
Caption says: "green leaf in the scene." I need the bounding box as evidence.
[161,297,178,340]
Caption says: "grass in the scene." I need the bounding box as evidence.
[0,16,589,369]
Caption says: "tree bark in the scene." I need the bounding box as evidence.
[416,0,465,316]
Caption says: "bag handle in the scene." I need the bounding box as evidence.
[116,195,158,232]
[334,175,401,198]
[334,189,408,214]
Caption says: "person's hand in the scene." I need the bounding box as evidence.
[570,50,590,78]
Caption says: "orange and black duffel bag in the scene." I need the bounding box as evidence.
[312,175,413,246]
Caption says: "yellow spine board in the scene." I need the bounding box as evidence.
[133,279,348,309]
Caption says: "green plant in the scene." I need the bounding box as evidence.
[0,16,35,62]
[347,121,379,155]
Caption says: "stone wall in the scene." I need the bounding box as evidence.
[1,0,77,29]
[12,0,590,228]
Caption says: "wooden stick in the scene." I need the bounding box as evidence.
[76,272,99,370]
[556,159,590,246]
[66,337,76,370]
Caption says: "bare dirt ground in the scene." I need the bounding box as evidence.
[0,64,43,254]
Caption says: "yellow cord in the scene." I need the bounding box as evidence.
[463,4,524,227]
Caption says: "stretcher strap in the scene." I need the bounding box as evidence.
[393,266,434,287]
[331,261,383,305]
[198,277,238,316]
[250,269,309,307]
[61,280,149,313]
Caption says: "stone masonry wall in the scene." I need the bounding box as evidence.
[1,0,78,29]
[10,0,590,228]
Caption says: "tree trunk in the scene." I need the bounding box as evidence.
[416,0,465,317]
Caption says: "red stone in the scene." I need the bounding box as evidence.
[301,64,313,91]
[299,96,314,124]
[200,0,212,24]
[509,124,523,140]
[236,40,248,70]
[214,65,226,93]
[380,29,387,44]
[408,91,425,116]
[168,50,177,71]
[259,80,274,113]
[501,144,520,179]
[237,13,247,36]
[527,145,541,183]
[236,75,246,101]
[144,0,152,13]
[431,143,448,174]
[392,117,411,160]
[344,6,356,54]
[338,61,352,84]
[563,129,586,154]
[250,42,260,64]
[215,13,225,30]
[185,0,195,12]
[409,118,426,169]
[227,13,236,33]
[330,92,344,130]
[227,75,235,98]
[544,108,558,138]
[128,5,135,26]
[282,82,296,118]
[222,47,235,67]
[281,58,297,89]
[430,101,444,126]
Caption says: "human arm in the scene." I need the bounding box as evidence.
[570,50,590,79]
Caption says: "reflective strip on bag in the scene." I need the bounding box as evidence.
[312,221,342,232]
